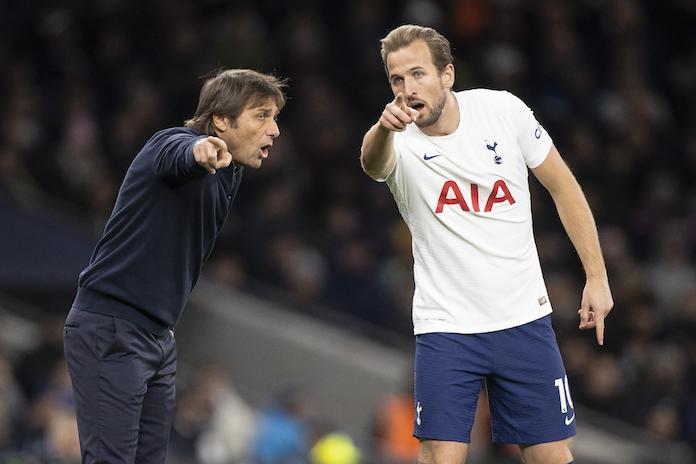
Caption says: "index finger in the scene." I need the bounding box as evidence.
[389,105,415,124]
[595,312,605,346]
[207,136,228,152]
[394,92,406,110]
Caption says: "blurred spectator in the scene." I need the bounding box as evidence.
[249,387,312,464]
[581,354,623,419]
[25,359,80,462]
[171,365,256,464]
[0,144,44,211]
[645,398,682,443]
[195,366,256,464]
[645,221,696,311]
[373,384,419,464]
[13,317,65,401]
[0,355,26,452]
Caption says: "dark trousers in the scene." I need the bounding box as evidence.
[63,307,177,464]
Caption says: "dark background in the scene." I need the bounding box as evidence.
[0,0,694,462]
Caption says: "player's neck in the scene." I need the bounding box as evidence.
[421,91,459,137]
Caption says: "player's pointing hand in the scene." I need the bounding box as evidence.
[194,136,233,174]
[379,92,420,132]
[578,277,614,346]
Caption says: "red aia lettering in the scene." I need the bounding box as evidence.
[484,179,516,212]
[435,180,469,213]
[471,183,480,213]
[435,179,515,213]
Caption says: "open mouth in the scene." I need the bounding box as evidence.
[260,144,272,158]
[408,101,426,111]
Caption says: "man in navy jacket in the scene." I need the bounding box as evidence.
[64,69,286,463]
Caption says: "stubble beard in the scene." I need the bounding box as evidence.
[415,87,447,129]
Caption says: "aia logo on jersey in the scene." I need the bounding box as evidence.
[435,179,516,213]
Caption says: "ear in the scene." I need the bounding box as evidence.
[212,115,228,132]
[442,63,455,90]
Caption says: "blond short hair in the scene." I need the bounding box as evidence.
[380,24,453,74]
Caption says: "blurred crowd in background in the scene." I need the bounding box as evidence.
[0,317,367,464]
[1,0,695,462]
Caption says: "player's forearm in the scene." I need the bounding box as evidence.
[360,122,395,180]
[550,180,608,281]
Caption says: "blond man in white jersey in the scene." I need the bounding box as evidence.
[360,25,614,464]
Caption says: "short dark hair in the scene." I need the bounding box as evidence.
[184,69,287,134]
[380,24,453,74]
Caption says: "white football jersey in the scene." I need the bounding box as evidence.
[380,89,554,334]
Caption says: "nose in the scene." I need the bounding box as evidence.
[403,76,417,97]
[269,119,280,138]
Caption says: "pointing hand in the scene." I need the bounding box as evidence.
[578,277,614,346]
[379,92,420,132]
[193,136,233,174]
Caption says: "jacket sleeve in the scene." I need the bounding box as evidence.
[152,130,210,180]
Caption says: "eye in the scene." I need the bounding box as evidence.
[413,70,424,78]
[258,113,267,120]
[392,76,403,85]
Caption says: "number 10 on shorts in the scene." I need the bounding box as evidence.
[554,375,574,413]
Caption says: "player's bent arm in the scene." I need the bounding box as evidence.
[532,145,614,343]
[360,122,396,181]
[532,145,607,279]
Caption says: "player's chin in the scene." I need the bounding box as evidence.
[232,156,263,169]
[415,115,434,128]
[413,109,431,127]
[248,156,264,169]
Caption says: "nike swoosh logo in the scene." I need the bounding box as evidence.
[565,414,575,425]
[423,153,442,160]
